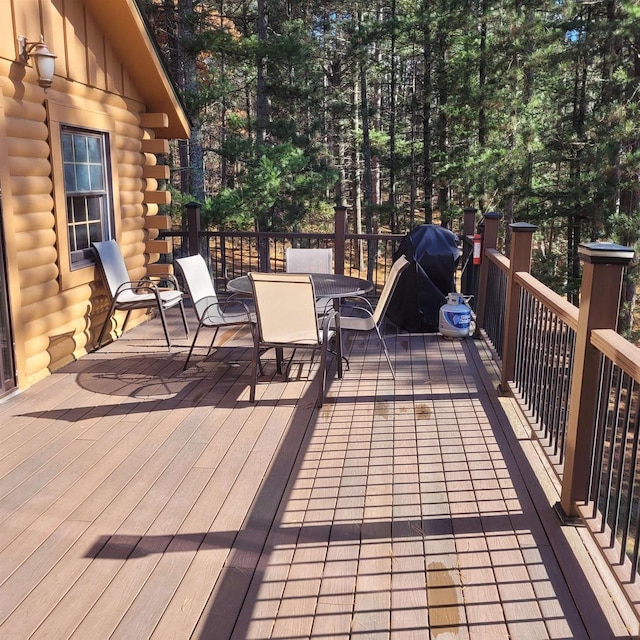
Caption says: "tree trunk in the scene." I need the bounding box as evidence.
[567,5,591,304]
[388,0,398,232]
[371,7,383,214]
[256,0,269,235]
[353,74,365,271]
[435,2,449,227]
[478,0,487,213]
[361,61,373,235]
[256,0,269,148]
[360,57,375,280]
[409,51,418,229]
[422,2,433,224]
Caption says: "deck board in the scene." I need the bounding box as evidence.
[0,310,637,638]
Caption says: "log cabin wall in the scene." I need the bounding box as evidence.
[0,0,187,389]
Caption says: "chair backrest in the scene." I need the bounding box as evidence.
[175,255,217,321]
[373,254,411,325]
[285,248,333,274]
[92,240,131,299]
[249,272,320,344]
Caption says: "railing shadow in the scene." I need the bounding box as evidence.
[461,338,631,639]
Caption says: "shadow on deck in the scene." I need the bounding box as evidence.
[0,310,637,639]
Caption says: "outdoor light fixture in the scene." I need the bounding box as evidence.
[18,35,57,91]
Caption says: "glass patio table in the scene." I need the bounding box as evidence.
[227,273,373,300]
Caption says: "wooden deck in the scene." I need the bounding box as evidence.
[0,309,638,639]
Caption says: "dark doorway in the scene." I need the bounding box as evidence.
[0,185,16,398]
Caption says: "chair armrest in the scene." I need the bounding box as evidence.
[139,274,180,291]
[341,295,374,314]
[227,291,255,311]
[340,301,375,319]
[228,291,252,302]
[199,298,254,322]
[316,297,336,316]
[218,297,254,319]
[114,280,161,297]
[322,309,339,343]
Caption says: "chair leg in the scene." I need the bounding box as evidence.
[329,334,349,372]
[121,310,133,334]
[157,305,172,351]
[376,326,395,379]
[183,321,204,371]
[276,347,284,375]
[249,328,260,402]
[336,327,343,379]
[178,300,189,336]
[96,315,111,349]
[97,300,118,348]
[317,344,328,407]
[207,327,221,356]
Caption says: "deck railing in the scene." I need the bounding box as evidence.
[158,205,404,297]
[587,330,640,589]
[475,216,640,608]
[481,243,578,472]
[160,230,403,295]
[481,251,509,360]
[515,278,577,469]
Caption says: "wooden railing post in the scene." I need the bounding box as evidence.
[185,202,201,257]
[219,233,227,281]
[474,211,501,332]
[559,242,635,520]
[334,204,347,275]
[463,207,477,237]
[500,222,537,392]
[257,234,270,272]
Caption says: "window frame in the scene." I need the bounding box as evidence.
[48,100,122,291]
[62,126,113,268]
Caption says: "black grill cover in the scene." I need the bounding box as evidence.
[387,225,460,332]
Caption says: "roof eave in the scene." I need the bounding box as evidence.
[83,0,191,139]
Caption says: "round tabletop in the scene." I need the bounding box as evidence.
[227,273,373,299]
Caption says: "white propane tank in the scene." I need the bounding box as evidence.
[439,293,472,338]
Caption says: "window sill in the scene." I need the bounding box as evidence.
[60,263,97,291]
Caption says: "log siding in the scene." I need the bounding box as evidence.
[0,0,189,389]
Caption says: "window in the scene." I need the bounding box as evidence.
[61,127,113,267]
[49,102,121,290]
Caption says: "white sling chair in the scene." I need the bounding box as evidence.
[285,247,333,274]
[339,254,410,378]
[93,240,188,351]
[176,255,254,370]
[248,272,342,407]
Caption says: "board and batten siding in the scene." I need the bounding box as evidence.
[0,0,183,388]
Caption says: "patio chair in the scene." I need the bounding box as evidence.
[176,254,254,370]
[248,272,342,407]
[286,247,335,316]
[93,240,189,351]
[339,254,410,378]
[285,247,333,274]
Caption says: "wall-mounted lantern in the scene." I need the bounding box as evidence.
[18,35,57,92]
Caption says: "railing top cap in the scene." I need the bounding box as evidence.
[579,242,635,264]
[509,222,538,231]
[483,211,502,220]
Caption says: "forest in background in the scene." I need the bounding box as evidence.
[138,0,640,329]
